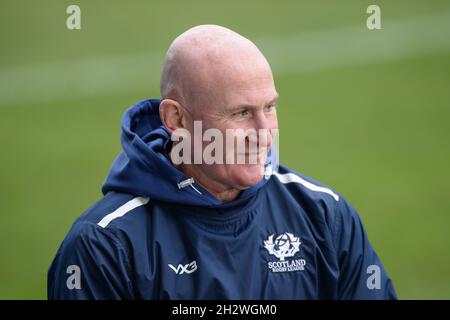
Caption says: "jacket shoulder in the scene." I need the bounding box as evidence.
[75,191,150,231]
[269,164,347,242]
[271,164,341,205]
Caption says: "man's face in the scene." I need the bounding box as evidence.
[185,61,279,191]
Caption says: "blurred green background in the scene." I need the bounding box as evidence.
[1,0,449,299]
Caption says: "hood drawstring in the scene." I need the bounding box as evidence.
[264,164,275,180]
[177,178,202,195]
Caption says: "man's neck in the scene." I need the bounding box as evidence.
[177,164,241,202]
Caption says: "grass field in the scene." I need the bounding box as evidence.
[1,0,450,299]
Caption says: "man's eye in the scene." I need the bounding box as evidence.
[234,110,250,117]
[265,104,276,112]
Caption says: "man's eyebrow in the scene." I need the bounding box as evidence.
[229,94,279,112]
[267,94,279,105]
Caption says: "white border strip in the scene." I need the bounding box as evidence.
[274,172,339,201]
[97,196,149,228]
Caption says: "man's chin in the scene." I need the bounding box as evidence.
[230,164,265,189]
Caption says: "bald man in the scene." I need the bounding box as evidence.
[48,25,397,300]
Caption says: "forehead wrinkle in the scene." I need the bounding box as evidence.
[227,93,279,112]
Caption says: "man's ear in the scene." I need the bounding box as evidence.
[159,99,185,133]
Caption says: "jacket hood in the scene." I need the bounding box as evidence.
[102,99,277,207]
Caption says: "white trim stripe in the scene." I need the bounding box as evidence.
[274,172,339,201]
[97,196,149,228]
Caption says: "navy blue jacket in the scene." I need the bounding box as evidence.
[48,99,397,299]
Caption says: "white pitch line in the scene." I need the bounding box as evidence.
[1,10,450,107]
[255,10,450,75]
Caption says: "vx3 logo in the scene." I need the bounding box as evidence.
[168,260,198,274]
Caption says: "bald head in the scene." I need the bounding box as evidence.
[160,25,274,112]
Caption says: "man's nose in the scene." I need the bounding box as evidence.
[251,112,277,147]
